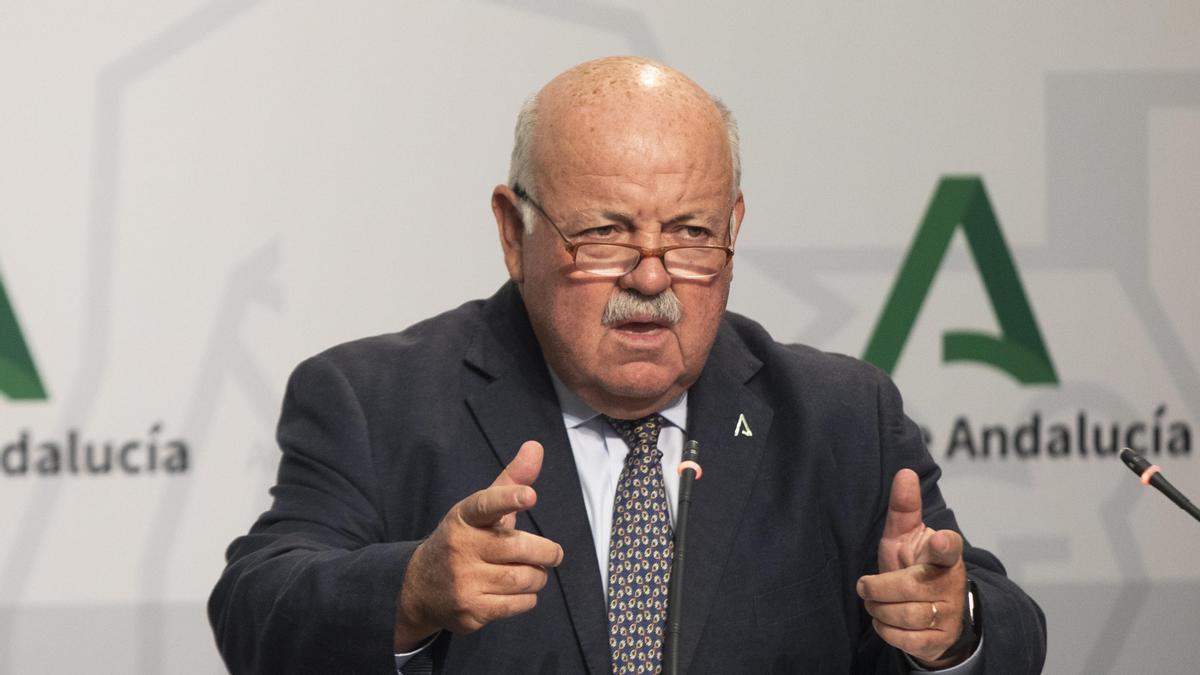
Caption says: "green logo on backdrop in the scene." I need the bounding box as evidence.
[864,176,1058,385]
[0,269,47,400]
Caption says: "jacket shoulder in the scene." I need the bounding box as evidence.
[298,296,488,391]
[721,310,889,397]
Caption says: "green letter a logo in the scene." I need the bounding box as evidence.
[863,177,1058,384]
[0,269,48,400]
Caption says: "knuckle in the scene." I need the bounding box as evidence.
[499,565,522,589]
[452,612,484,634]
[450,499,473,526]
[444,535,474,568]
[913,636,942,660]
[481,532,512,564]
[448,583,481,614]
[449,592,472,619]
[501,533,525,559]
[497,594,536,620]
[480,598,514,624]
[458,597,489,627]
[872,618,898,645]
[887,629,920,654]
[517,594,538,613]
[907,603,928,627]
[467,490,490,522]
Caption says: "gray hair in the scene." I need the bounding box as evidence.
[508,93,542,231]
[507,92,742,233]
[602,289,683,327]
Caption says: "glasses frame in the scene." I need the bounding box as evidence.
[511,184,735,280]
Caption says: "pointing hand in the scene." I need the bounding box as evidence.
[856,469,971,667]
[393,441,564,650]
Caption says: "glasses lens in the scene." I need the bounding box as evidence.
[574,244,639,277]
[664,247,727,278]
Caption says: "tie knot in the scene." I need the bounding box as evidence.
[603,413,666,458]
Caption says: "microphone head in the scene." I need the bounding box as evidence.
[682,439,700,463]
[1120,447,1151,475]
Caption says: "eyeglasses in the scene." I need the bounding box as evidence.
[511,184,735,280]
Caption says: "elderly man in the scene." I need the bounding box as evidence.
[209,57,1046,673]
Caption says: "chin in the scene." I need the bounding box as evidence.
[600,364,684,402]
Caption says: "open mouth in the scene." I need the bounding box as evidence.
[612,313,672,335]
[617,321,665,333]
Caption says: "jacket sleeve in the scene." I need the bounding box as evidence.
[208,354,417,674]
[862,368,1047,674]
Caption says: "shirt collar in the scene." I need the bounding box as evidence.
[547,367,688,432]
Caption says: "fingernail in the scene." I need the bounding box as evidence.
[856,579,865,596]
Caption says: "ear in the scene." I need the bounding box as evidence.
[729,190,746,246]
[492,185,526,283]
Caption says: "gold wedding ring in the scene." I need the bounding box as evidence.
[928,602,939,629]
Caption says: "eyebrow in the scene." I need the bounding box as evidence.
[593,210,719,227]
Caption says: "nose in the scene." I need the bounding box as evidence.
[618,253,672,296]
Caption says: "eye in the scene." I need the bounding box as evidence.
[578,225,618,239]
[682,225,712,239]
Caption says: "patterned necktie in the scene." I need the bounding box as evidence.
[603,413,673,675]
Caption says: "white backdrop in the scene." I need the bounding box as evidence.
[2,2,1198,672]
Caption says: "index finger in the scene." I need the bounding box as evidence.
[914,529,963,568]
[856,567,935,603]
[460,484,536,528]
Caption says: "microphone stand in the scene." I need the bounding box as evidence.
[664,440,702,675]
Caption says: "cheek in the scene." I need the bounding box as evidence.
[525,272,610,347]
[521,247,573,315]
[678,284,728,343]
[685,287,720,319]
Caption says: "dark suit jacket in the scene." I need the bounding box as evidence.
[209,282,1046,674]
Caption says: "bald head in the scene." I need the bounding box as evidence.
[539,56,715,114]
[508,57,740,222]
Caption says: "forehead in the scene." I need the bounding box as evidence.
[534,101,733,213]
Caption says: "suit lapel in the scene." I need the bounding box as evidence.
[463,284,611,675]
[678,322,774,672]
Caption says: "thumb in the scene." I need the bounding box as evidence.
[492,441,544,488]
[458,442,545,529]
[882,468,924,542]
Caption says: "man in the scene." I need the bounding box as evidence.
[209,57,1046,673]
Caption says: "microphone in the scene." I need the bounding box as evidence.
[1119,447,1200,524]
[664,439,702,675]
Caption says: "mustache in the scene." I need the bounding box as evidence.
[601,290,683,327]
